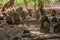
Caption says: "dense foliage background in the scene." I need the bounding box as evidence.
[0,0,60,6]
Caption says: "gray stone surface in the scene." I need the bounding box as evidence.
[0,20,60,40]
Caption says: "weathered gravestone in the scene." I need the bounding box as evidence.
[12,12,20,24]
[51,16,57,33]
[16,7,26,20]
[51,10,58,33]
[56,19,60,33]
[6,15,13,24]
[40,14,50,33]
[8,10,20,24]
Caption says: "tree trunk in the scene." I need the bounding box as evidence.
[23,0,28,10]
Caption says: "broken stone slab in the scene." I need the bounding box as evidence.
[32,33,60,40]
